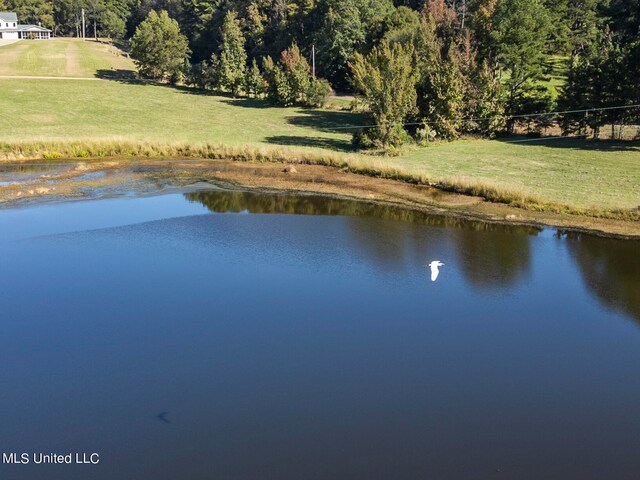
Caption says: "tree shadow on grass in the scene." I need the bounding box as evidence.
[94,70,212,96]
[222,98,274,109]
[223,99,365,131]
[265,135,355,152]
[495,135,640,152]
[94,69,139,81]
[286,109,365,134]
[164,84,216,96]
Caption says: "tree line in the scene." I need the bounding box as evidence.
[5,0,639,147]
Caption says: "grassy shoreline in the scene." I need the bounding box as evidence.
[0,39,640,215]
[1,140,638,222]
[2,76,638,210]
[1,41,638,221]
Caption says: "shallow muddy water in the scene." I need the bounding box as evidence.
[0,189,639,480]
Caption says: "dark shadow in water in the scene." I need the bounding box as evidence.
[185,190,540,287]
[454,229,532,290]
[565,232,640,324]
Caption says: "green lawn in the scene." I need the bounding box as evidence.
[0,78,357,148]
[541,55,568,99]
[0,38,134,77]
[0,41,638,211]
[398,140,640,210]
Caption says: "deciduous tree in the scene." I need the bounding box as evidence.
[5,0,54,28]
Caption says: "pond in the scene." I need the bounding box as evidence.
[0,189,639,480]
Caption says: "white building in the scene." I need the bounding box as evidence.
[0,12,52,40]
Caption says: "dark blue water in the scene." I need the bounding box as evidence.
[0,191,639,480]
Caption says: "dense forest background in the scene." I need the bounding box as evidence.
[2,0,638,145]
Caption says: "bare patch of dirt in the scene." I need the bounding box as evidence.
[64,41,82,76]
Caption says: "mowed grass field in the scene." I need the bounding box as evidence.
[0,39,638,211]
[0,38,134,77]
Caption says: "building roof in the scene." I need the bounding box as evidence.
[0,12,19,22]
[0,12,51,32]
[17,24,52,32]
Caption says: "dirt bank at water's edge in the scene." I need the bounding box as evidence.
[0,158,638,239]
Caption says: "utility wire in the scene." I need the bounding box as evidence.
[501,133,589,143]
[323,104,640,131]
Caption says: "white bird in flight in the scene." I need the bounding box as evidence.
[428,261,445,282]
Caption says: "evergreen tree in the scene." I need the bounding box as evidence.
[565,0,604,58]
[217,10,248,97]
[489,0,553,131]
[185,60,209,89]
[414,10,466,140]
[100,8,126,41]
[603,0,640,44]
[280,44,313,104]
[468,0,498,64]
[263,44,330,107]
[413,4,504,139]
[623,41,640,109]
[558,31,616,138]
[314,0,395,90]
[245,59,266,97]
[350,40,418,148]
[557,0,640,138]
[465,60,506,135]
[130,10,190,81]
[53,0,85,36]
[5,0,54,28]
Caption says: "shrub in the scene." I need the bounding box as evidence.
[306,79,333,108]
[263,45,332,107]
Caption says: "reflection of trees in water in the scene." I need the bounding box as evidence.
[185,190,451,221]
[566,233,640,324]
[454,228,535,290]
[184,190,540,285]
[342,217,421,271]
[185,190,540,231]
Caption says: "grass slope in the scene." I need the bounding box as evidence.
[0,79,356,148]
[400,140,640,210]
[0,38,134,77]
[0,40,638,212]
